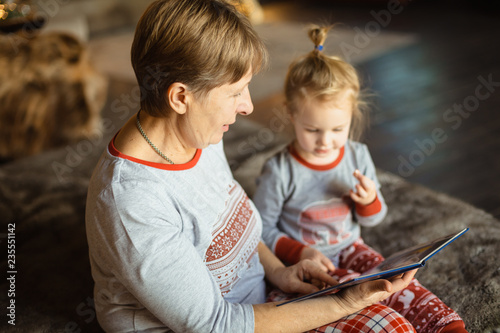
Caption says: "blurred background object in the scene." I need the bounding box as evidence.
[0,31,107,162]
[0,0,45,33]
[230,0,264,24]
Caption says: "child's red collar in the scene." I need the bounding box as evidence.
[289,144,344,171]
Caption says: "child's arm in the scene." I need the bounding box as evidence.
[349,169,387,226]
[257,242,335,293]
[300,246,336,272]
[274,236,335,272]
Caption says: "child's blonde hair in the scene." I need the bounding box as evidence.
[284,25,368,141]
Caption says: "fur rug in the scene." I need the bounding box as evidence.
[0,114,499,333]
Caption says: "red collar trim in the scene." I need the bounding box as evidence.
[108,132,202,171]
[289,144,344,171]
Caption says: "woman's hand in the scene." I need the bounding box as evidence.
[300,247,336,273]
[268,259,338,295]
[349,169,377,206]
[333,269,418,314]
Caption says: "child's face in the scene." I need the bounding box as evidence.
[291,96,352,165]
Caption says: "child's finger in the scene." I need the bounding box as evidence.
[353,170,368,189]
[355,184,368,198]
[321,257,336,273]
[359,178,374,192]
[353,170,374,191]
[349,189,361,203]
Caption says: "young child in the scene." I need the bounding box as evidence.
[253,25,467,333]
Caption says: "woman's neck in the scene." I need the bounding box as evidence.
[115,111,198,165]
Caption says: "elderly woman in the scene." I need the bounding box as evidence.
[85,0,417,332]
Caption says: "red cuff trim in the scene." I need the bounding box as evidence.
[355,195,382,217]
[275,237,306,265]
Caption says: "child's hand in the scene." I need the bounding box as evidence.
[349,169,377,206]
[300,247,336,273]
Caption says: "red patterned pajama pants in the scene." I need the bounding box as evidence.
[267,238,464,333]
[336,238,464,333]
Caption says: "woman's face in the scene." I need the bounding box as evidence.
[291,95,352,165]
[182,70,254,149]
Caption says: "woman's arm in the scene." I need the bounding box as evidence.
[253,242,417,333]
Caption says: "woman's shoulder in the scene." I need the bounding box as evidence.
[90,149,161,197]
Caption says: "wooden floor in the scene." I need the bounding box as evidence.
[255,0,500,218]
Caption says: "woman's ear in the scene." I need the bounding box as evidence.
[167,82,189,115]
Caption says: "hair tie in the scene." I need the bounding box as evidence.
[315,45,324,51]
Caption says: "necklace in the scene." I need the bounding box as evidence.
[136,111,174,164]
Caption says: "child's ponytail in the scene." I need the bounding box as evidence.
[308,25,330,53]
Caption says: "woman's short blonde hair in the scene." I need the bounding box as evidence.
[131,0,268,117]
[285,25,368,141]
